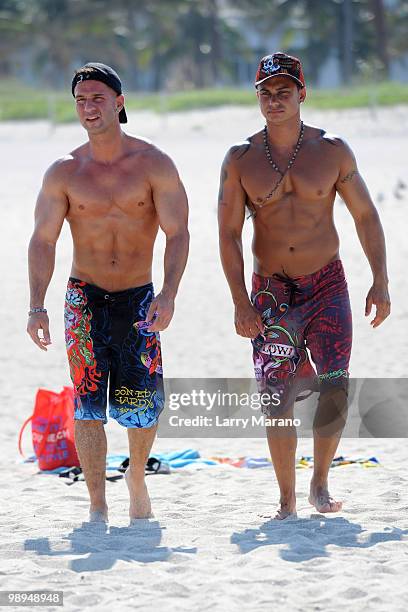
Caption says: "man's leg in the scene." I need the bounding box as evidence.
[309,382,348,512]
[125,424,157,520]
[65,279,110,522]
[304,261,352,513]
[250,273,301,521]
[265,404,297,520]
[74,420,108,522]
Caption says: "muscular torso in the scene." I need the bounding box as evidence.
[236,126,342,277]
[64,136,159,291]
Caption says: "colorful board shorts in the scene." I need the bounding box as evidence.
[64,278,164,428]
[251,259,352,415]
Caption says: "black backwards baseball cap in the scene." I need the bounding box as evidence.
[71,62,128,123]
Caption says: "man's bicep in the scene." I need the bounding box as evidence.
[32,166,69,244]
[218,154,246,236]
[335,142,375,221]
[152,159,188,235]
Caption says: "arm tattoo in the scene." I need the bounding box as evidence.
[218,167,228,204]
[218,142,251,207]
[340,169,358,184]
[234,142,251,160]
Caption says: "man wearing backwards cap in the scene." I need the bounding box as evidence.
[218,52,390,519]
[27,62,189,523]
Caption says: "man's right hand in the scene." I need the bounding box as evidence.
[27,312,52,351]
[234,299,264,339]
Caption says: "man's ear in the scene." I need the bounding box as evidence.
[116,93,125,111]
[299,87,306,104]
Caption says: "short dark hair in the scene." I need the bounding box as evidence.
[74,66,99,79]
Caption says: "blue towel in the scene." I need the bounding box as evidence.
[155,449,217,467]
[36,449,217,474]
[106,454,129,470]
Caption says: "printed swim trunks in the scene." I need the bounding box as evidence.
[64,278,164,428]
[251,259,352,415]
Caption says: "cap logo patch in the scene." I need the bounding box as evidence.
[263,57,281,75]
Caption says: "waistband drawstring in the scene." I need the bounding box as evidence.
[272,272,302,306]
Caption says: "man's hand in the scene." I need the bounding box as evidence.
[27,312,52,351]
[145,292,175,332]
[235,299,264,338]
[365,282,391,328]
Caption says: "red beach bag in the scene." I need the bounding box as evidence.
[18,386,80,470]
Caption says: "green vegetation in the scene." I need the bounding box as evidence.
[307,82,408,110]
[1,81,407,122]
[1,0,406,111]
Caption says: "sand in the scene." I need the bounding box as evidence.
[0,104,408,611]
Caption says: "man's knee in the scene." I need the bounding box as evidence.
[127,424,157,464]
[313,380,349,436]
[75,419,105,429]
[127,423,158,438]
[74,419,106,445]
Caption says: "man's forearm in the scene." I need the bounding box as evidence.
[161,230,190,299]
[28,238,56,307]
[355,210,388,284]
[219,232,250,305]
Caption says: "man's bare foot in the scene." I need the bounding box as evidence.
[309,481,342,513]
[274,498,297,520]
[274,507,298,520]
[260,498,297,521]
[89,505,108,523]
[125,468,153,519]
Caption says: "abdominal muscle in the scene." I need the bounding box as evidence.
[68,216,159,292]
[252,202,341,278]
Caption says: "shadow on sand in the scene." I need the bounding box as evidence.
[24,520,197,572]
[231,515,408,562]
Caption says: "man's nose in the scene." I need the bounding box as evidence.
[84,99,97,112]
[268,95,280,107]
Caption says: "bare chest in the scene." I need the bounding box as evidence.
[240,146,339,207]
[66,161,154,219]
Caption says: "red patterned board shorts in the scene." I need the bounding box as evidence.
[251,260,352,415]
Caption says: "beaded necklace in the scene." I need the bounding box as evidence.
[252,121,305,211]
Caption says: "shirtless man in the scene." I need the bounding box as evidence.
[218,52,390,520]
[27,63,189,523]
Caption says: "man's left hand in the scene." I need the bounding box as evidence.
[365,283,391,328]
[145,292,175,332]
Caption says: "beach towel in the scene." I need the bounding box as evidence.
[209,455,380,469]
[210,456,271,468]
[58,456,171,484]
[34,449,216,482]
[154,449,218,468]
[296,455,380,469]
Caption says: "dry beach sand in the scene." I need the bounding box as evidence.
[0,105,408,610]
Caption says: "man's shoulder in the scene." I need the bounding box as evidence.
[125,133,154,152]
[125,134,164,159]
[306,125,355,166]
[308,125,351,153]
[126,136,179,180]
[225,133,260,163]
[43,152,80,186]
